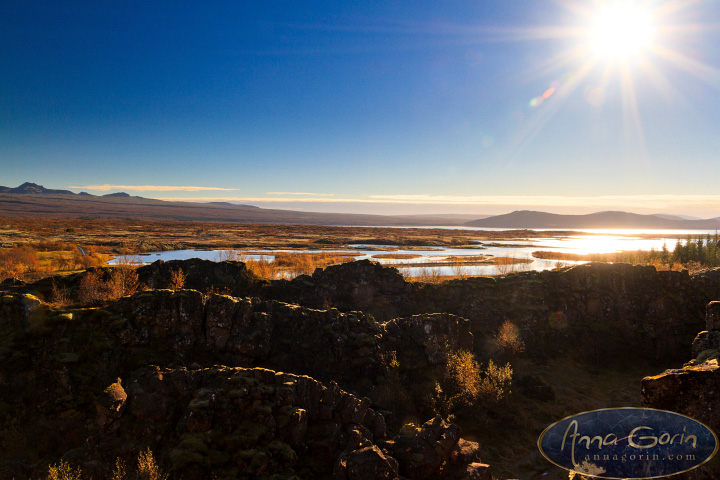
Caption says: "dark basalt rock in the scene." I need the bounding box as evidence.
[6,259,719,364]
[0,290,479,479]
[266,259,413,320]
[137,258,265,297]
[107,366,483,480]
[642,301,720,480]
[267,261,720,363]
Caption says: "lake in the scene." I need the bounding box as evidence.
[110,228,716,277]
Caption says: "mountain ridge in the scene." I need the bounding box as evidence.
[0,183,468,226]
[0,181,75,196]
[465,210,720,229]
[2,183,718,229]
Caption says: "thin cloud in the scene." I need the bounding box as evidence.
[156,196,381,203]
[69,184,237,192]
[266,192,335,196]
[367,194,720,208]
[153,194,720,208]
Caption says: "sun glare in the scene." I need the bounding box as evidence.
[590,4,655,60]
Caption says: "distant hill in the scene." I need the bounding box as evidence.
[209,201,259,208]
[0,182,468,226]
[0,182,75,195]
[465,210,720,229]
[653,213,703,221]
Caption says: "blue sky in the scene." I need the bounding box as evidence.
[2,1,720,217]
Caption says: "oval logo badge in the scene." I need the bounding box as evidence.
[538,408,718,479]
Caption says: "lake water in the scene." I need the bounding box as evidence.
[111,228,716,276]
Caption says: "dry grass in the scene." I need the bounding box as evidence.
[0,242,111,282]
[0,217,587,255]
[493,256,531,275]
[371,253,422,259]
[230,251,358,279]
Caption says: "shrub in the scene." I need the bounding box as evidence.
[246,256,277,279]
[77,270,108,304]
[107,265,139,298]
[446,350,482,403]
[137,448,168,480]
[168,268,187,290]
[50,278,72,307]
[478,359,513,401]
[47,460,82,480]
[496,319,525,354]
[0,245,41,280]
[215,249,248,262]
[111,458,127,480]
[431,350,513,417]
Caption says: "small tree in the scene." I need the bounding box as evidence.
[168,268,187,290]
[137,448,168,480]
[78,270,107,304]
[432,349,513,418]
[496,319,525,354]
[478,359,513,401]
[108,265,139,298]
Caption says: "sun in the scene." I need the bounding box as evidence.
[589,3,656,60]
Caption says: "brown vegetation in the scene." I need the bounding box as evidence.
[213,251,358,279]
[431,350,513,418]
[496,319,526,354]
[77,266,140,305]
[167,268,187,290]
[45,449,167,480]
[371,253,422,259]
[0,217,582,254]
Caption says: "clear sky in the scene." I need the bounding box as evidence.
[2,1,720,217]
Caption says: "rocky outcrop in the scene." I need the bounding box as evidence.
[83,366,484,480]
[643,302,720,421]
[641,301,720,480]
[0,291,478,479]
[8,260,719,363]
[104,290,473,393]
[691,302,720,360]
[137,258,264,297]
[266,259,413,319]
[267,261,719,363]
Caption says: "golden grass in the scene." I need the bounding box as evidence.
[242,251,357,279]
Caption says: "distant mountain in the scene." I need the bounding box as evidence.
[653,213,702,221]
[404,213,490,221]
[465,210,720,229]
[0,183,469,226]
[0,182,75,195]
[209,201,259,208]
